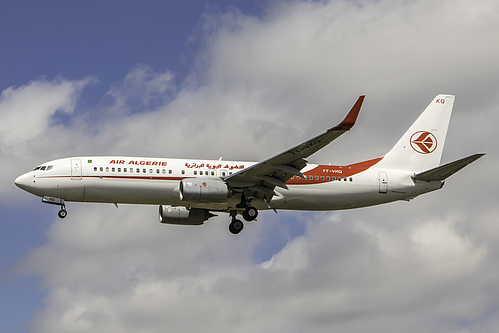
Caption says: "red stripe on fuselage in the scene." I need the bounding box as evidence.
[286,157,382,185]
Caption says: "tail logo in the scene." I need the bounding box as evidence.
[410,131,437,154]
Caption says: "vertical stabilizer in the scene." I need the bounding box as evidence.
[379,95,455,172]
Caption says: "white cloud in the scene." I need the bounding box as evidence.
[105,65,176,114]
[410,217,486,278]
[0,77,93,200]
[5,0,499,332]
[20,208,493,333]
[0,78,91,144]
[261,236,309,272]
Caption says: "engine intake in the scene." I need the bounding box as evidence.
[179,178,229,203]
[159,205,215,225]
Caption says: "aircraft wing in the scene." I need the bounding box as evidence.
[224,96,365,201]
[413,153,485,181]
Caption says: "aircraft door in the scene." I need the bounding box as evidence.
[71,159,82,180]
[378,172,388,193]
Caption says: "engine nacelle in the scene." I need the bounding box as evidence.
[159,205,215,225]
[179,178,229,203]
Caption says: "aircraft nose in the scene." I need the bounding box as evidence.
[15,173,32,191]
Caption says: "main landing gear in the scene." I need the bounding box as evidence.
[228,206,258,235]
[243,206,258,221]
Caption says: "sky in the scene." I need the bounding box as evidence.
[1,0,498,332]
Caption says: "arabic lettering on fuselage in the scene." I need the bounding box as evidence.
[108,159,245,170]
[184,162,245,170]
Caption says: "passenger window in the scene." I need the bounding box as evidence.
[194,170,197,175]
[143,169,146,173]
[169,170,172,174]
[349,177,353,182]
[136,168,140,173]
[321,176,324,181]
[162,169,166,174]
[344,177,347,181]
[106,167,109,172]
[130,168,133,173]
[100,167,103,171]
[124,168,127,172]
[112,167,115,172]
[181,170,185,175]
[149,169,153,174]
[211,171,215,176]
[117,168,121,172]
[315,176,319,180]
[332,177,336,181]
[94,167,97,171]
[326,176,330,181]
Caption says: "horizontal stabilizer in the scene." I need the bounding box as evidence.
[413,153,485,181]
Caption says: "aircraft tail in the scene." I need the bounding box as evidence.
[378,94,455,172]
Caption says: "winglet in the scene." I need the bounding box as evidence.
[332,95,365,131]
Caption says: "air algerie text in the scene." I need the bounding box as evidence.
[110,160,168,166]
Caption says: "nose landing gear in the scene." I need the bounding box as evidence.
[58,206,68,219]
[42,196,67,219]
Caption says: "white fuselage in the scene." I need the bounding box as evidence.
[14,156,443,212]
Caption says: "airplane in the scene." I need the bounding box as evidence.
[15,94,484,234]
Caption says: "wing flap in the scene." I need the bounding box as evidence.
[413,153,485,181]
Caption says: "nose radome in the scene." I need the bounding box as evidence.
[15,173,31,191]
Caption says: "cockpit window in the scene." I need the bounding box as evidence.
[34,165,53,171]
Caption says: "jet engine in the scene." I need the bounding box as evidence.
[179,178,229,203]
[159,205,215,225]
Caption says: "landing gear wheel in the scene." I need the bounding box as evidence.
[58,209,68,219]
[229,219,244,234]
[243,206,258,221]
